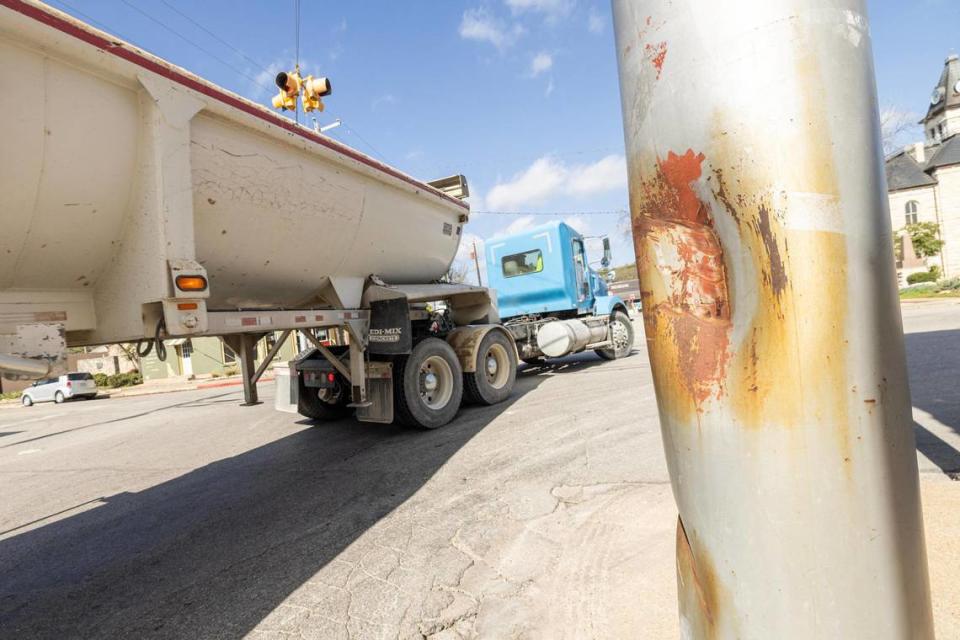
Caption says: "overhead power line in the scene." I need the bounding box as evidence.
[157,0,271,74]
[116,0,271,90]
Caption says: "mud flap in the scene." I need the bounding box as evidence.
[356,361,394,423]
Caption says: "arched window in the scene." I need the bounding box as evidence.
[905,200,919,225]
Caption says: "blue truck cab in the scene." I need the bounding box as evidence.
[485,221,634,363]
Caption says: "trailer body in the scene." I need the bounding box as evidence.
[0,0,518,427]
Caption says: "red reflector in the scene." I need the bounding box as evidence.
[177,302,198,311]
[66,381,72,388]
[327,372,336,383]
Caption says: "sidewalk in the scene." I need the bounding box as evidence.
[0,373,275,409]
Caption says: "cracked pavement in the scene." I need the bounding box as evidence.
[1,308,959,638]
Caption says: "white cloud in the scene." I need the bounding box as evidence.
[530,52,553,76]
[486,154,627,210]
[506,0,574,20]
[504,215,538,235]
[566,155,627,195]
[487,157,567,210]
[371,93,397,110]
[545,77,555,97]
[588,8,604,33]
[459,7,525,50]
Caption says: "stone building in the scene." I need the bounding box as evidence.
[885,54,960,283]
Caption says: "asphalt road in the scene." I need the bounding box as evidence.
[1,303,958,639]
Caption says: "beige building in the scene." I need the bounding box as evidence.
[885,54,960,284]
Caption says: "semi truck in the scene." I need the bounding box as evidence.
[485,222,634,364]
[0,0,518,429]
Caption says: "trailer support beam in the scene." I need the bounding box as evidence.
[612,1,934,637]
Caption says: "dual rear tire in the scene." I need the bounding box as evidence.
[393,331,518,429]
[394,338,464,429]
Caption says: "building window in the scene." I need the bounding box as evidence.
[222,343,236,364]
[905,201,919,225]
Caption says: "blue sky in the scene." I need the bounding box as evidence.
[46,0,960,279]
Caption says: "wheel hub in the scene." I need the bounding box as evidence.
[423,372,439,392]
[486,355,498,376]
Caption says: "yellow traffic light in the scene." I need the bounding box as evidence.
[271,70,302,111]
[301,76,332,113]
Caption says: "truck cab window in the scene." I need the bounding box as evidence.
[502,250,543,277]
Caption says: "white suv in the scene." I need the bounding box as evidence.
[21,373,98,406]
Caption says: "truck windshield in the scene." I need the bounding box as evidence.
[502,250,543,278]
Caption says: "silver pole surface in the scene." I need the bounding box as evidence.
[611,0,934,637]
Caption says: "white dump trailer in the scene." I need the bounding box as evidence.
[0,0,518,427]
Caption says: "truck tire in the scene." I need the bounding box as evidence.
[298,376,351,421]
[596,310,634,360]
[394,338,463,429]
[463,331,517,405]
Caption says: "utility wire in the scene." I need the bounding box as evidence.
[342,123,390,164]
[47,0,136,42]
[117,0,271,91]
[55,0,392,166]
[157,0,271,74]
[294,0,300,124]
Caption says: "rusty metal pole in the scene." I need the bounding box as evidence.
[612,1,934,637]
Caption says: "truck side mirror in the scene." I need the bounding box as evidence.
[601,237,612,268]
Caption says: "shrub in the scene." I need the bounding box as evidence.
[938,276,960,291]
[223,365,240,377]
[0,391,22,401]
[106,372,142,388]
[93,373,109,387]
[907,271,937,285]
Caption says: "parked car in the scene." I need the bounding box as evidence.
[21,373,98,406]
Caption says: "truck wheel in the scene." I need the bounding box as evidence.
[597,310,634,360]
[394,338,463,429]
[298,376,351,421]
[464,331,517,405]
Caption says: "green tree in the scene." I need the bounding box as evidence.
[900,222,944,259]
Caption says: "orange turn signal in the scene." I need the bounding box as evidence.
[175,275,207,292]
[177,302,199,311]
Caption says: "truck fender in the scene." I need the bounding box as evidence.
[593,295,628,317]
[446,325,518,373]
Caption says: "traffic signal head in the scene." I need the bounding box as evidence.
[301,76,332,112]
[271,71,302,111]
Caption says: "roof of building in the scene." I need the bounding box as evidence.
[924,54,960,121]
[886,150,938,191]
[926,134,960,170]
[885,133,960,192]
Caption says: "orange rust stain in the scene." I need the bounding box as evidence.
[676,516,725,639]
[644,41,667,79]
[704,124,853,476]
[632,150,731,416]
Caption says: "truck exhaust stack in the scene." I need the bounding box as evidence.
[612,0,934,637]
